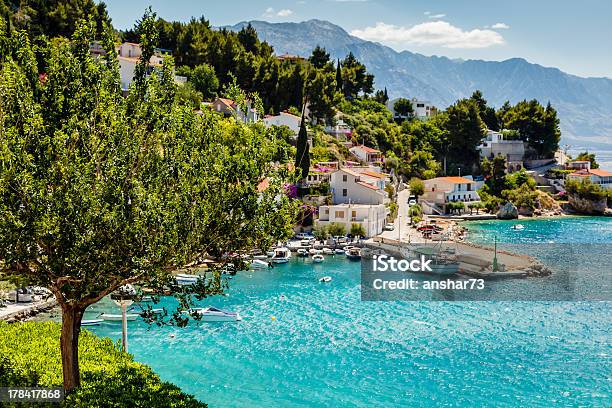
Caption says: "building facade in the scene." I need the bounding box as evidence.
[421,176,480,214]
[477,130,525,172]
[263,112,301,134]
[317,204,387,237]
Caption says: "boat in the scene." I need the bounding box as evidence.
[297,248,309,257]
[312,254,324,263]
[266,250,275,257]
[251,259,269,269]
[138,295,154,303]
[176,274,199,286]
[253,254,268,260]
[512,224,525,230]
[186,307,242,322]
[271,247,291,263]
[322,247,334,255]
[308,248,319,255]
[319,276,332,283]
[100,313,139,321]
[334,248,345,255]
[346,247,361,260]
[81,319,104,326]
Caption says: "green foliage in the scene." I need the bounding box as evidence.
[574,152,599,169]
[444,98,485,173]
[469,90,499,131]
[312,224,329,240]
[467,202,485,214]
[189,63,219,99]
[481,156,509,195]
[498,99,561,158]
[350,223,366,238]
[327,222,346,237]
[409,178,425,197]
[564,178,607,201]
[447,201,466,214]
[502,184,539,209]
[393,98,414,120]
[0,0,111,39]
[308,45,330,69]
[0,322,206,407]
[175,82,203,109]
[341,52,374,98]
[388,202,398,220]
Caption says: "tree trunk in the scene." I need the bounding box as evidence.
[60,305,84,394]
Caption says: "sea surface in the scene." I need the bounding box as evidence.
[77,217,610,407]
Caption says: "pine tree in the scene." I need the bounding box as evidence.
[295,118,310,180]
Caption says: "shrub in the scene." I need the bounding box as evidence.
[0,322,206,408]
[408,178,424,197]
[350,223,366,238]
[312,224,329,240]
[565,179,606,201]
[327,223,346,237]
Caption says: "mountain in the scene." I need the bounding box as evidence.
[226,19,612,146]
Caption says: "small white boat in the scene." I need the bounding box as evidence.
[297,248,309,257]
[253,254,268,260]
[322,247,334,255]
[271,247,291,263]
[308,248,318,255]
[100,313,139,321]
[512,224,525,230]
[346,247,361,260]
[319,276,332,283]
[266,250,275,257]
[186,307,242,322]
[81,319,104,326]
[138,295,153,303]
[334,248,345,255]
[251,259,269,269]
[176,274,199,286]
[312,254,324,263]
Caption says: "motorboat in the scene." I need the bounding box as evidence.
[312,254,324,263]
[176,274,199,286]
[322,247,334,255]
[253,254,268,260]
[297,248,309,257]
[186,307,242,322]
[512,224,525,230]
[100,313,139,321]
[308,248,319,255]
[81,319,104,327]
[319,276,332,283]
[221,263,237,275]
[334,248,345,255]
[251,259,269,269]
[266,250,275,257]
[346,247,361,260]
[271,247,291,263]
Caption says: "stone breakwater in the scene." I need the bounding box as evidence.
[0,298,57,322]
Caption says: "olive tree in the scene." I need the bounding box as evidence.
[0,12,296,393]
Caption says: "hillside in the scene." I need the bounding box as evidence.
[226,19,612,145]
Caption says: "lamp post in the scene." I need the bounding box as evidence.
[111,284,136,353]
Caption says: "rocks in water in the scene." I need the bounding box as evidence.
[568,195,607,214]
[497,202,518,219]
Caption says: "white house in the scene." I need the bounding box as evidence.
[566,160,591,171]
[329,168,388,205]
[349,145,383,165]
[478,130,525,172]
[387,97,437,120]
[263,111,301,134]
[115,42,184,93]
[317,203,387,237]
[324,119,352,141]
[421,176,480,214]
[567,168,612,190]
[211,97,259,123]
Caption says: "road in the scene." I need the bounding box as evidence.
[379,187,415,242]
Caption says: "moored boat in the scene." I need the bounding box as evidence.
[334,248,345,255]
[322,247,334,255]
[100,313,139,321]
[346,247,361,260]
[312,254,324,263]
[251,259,269,269]
[297,248,309,257]
[81,319,104,326]
[271,247,291,263]
[185,307,242,322]
[319,276,332,283]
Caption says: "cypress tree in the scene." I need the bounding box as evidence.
[335,58,343,93]
[295,118,310,180]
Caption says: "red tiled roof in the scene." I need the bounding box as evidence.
[357,181,380,191]
[216,98,235,109]
[431,176,475,184]
[360,170,386,179]
[353,145,380,153]
[589,168,612,177]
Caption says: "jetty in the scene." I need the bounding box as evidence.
[364,237,551,279]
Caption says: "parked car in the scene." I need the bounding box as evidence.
[408,195,418,206]
[384,223,395,231]
[294,232,314,241]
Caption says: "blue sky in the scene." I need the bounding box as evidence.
[102,0,611,79]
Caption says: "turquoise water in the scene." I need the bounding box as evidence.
[82,217,611,407]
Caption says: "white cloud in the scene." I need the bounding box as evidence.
[428,13,446,19]
[277,9,294,17]
[350,21,506,49]
[263,7,294,18]
[491,22,510,29]
[424,11,430,15]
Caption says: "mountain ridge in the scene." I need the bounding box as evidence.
[225,19,612,145]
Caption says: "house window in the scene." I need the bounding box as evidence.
[343,175,348,182]
[351,210,357,219]
[335,211,344,218]
[342,189,347,197]
[467,184,472,191]
[417,103,424,108]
